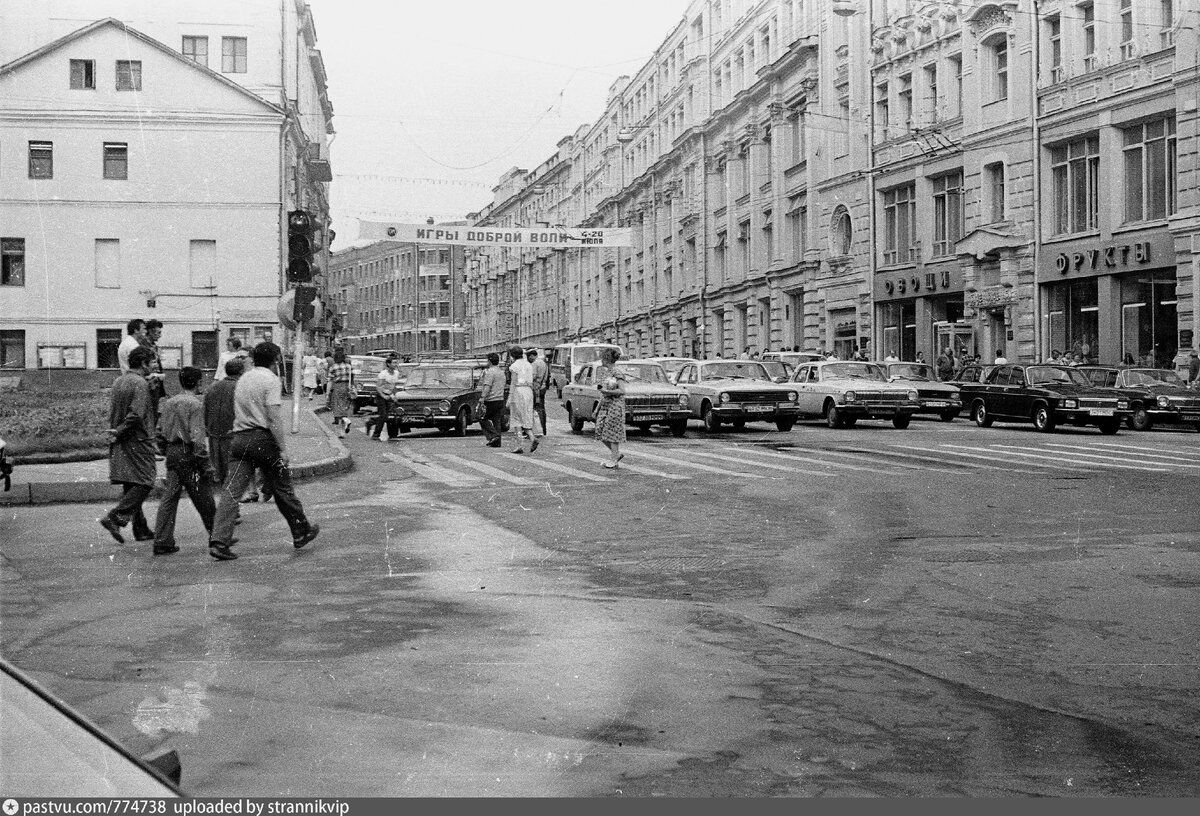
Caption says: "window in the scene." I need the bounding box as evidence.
[762,126,773,182]
[115,60,141,91]
[898,73,912,129]
[882,185,916,264]
[1047,16,1062,83]
[988,37,1008,101]
[714,231,727,281]
[762,210,774,262]
[96,329,122,369]
[875,82,889,140]
[222,37,247,73]
[923,63,938,122]
[986,162,1006,223]
[1123,118,1177,222]
[738,219,751,272]
[1120,0,1134,59]
[182,36,208,66]
[1051,136,1100,235]
[837,99,851,155]
[830,206,852,257]
[932,172,964,257]
[787,195,807,260]
[1082,4,1096,71]
[1160,0,1175,47]
[788,112,804,165]
[0,330,25,370]
[2,238,25,286]
[69,59,95,89]
[103,142,127,179]
[737,142,750,196]
[28,141,52,179]
[949,54,963,116]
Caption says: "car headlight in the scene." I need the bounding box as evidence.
[422,407,434,417]
[1117,401,1129,410]
[438,400,451,412]
[1157,395,1170,408]
[1063,399,1077,409]
[844,390,857,402]
[788,392,798,402]
[907,390,919,401]
[677,394,688,408]
[719,392,730,404]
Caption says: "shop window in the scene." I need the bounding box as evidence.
[1120,271,1176,367]
[880,302,915,361]
[1043,279,1098,362]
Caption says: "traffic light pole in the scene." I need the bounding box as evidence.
[291,332,304,434]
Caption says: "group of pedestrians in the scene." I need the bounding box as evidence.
[99,324,319,562]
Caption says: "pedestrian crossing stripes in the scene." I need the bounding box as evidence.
[377,434,1197,489]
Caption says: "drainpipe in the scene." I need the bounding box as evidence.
[865,0,879,360]
[1030,0,1043,362]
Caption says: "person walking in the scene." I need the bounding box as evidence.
[301,352,320,400]
[506,346,540,454]
[98,345,158,544]
[141,319,168,419]
[593,347,627,469]
[151,366,217,555]
[935,347,954,381]
[117,318,147,374]
[214,337,247,382]
[1188,349,1200,389]
[204,357,243,495]
[326,347,354,437]
[370,355,404,441]
[208,342,320,561]
[527,347,549,438]
[260,330,286,392]
[994,348,1009,365]
[316,351,330,396]
[478,352,506,448]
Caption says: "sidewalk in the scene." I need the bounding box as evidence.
[0,399,351,506]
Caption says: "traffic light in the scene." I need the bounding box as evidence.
[292,285,318,323]
[287,209,315,283]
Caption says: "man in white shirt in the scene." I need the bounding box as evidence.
[506,346,540,454]
[214,337,247,381]
[117,319,146,374]
[994,348,1009,365]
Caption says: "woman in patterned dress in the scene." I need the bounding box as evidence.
[326,347,354,436]
[592,347,627,469]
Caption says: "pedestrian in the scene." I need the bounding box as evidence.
[506,346,541,454]
[140,319,168,420]
[792,344,801,353]
[915,351,926,364]
[1187,349,1200,389]
[527,347,549,438]
[370,355,404,441]
[260,330,286,393]
[316,350,330,395]
[204,357,243,492]
[215,337,246,381]
[884,350,899,362]
[118,318,147,374]
[935,347,954,381]
[478,352,506,448]
[151,366,217,555]
[98,345,158,544]
[208,342,320,561]
[326,347,354,436]
[738,346,752,360]
[593,347,627,469]
[994,348,1009,365]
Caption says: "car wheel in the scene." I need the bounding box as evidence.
[940,409,959,422]
[826,403,844,429]
[1129,406,1152,432]
[892,413,911,430]
[973,401,993,428]
[702,403,722,432]
[775,418,795,432]
[1098,419,1121,435]
[1032,404,1056,433]
[454,407,470,437]
[669,418,688,437]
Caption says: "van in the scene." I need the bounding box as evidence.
[549,341,622,397]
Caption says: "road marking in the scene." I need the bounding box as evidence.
[685,448,831,477]
[733,445,893,473]
[781,444,961,474]
[1074,442,1200,466]
[383,451,484,486]
[890,445,1044,473]
[938,445,1093,471]
[1037,442,1200,470]
[439,453,538,485]
[986,444,1161,472]
[556,448,690,480]
[508,455,615,482]
[621,448,765,478]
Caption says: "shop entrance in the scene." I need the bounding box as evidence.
[934,321,975,362]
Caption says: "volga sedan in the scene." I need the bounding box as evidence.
[562,359,690,436]
[880,361,962,421]
[789,361,920,428]
[1077,366,1200,432]
[957,364,1131,433]
[673,359,801,432]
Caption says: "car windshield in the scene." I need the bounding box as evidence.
[405,367,474,389]
[888,363,935,381]
[1027,366,1091,386]
[616,362,669,383]
[656,359,692,376]
[823,362,887,381]
[351,358,386,375]
[574,346,618,365]
[1126,368,1185,386]
[760,361,789,379]
[702,361,771,380]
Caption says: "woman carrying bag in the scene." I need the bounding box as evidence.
[592,347,627,469]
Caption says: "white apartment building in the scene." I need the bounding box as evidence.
[0,1,333,377]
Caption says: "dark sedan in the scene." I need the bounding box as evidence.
[958,364,1131,433]
[389,362,507,436]
[1078,366,1200,432]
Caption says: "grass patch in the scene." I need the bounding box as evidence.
[0,390,111,458]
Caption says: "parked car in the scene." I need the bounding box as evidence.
[879,361,962,421]
[761,351,824,369]
[788,360,920,428]
[562,359,690,436]
[1077,365,1200,432]
[389,361,508,436]
[349,354,388,412]
[673,359,801,432]
[549,341,623,398]
[759,359,792,383]
[948,363,996,386]
[957,363,1132,433]
[649,356,697,381]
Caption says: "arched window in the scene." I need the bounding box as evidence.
[830,206,852,257]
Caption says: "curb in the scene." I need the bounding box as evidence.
[0,408,352,507]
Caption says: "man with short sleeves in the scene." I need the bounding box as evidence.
[152,366,217,555]
[527,347,549,438]
[208,342,319,561]
[479,353,506,448]
[117,319,146,374]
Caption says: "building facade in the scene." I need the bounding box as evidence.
[0,1,333,376]
[464,0,1199,372]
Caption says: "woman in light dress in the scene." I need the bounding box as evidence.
[591,347,627,469]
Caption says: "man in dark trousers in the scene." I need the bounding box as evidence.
[527,347,549,438]
[141,318,167,419]
[478,352,506,448]
[99,346,158,544]
[260,330,286,394]
[204,357,243,488]
[209,342,319,561]
[152,366,217,555]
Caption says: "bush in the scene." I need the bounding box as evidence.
[0,390,111,457]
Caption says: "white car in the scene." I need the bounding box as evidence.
[673,359,801,432]
[789,360,921,428]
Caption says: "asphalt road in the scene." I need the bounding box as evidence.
[2,410,1199,797]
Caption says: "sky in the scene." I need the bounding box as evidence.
[306,0,693,249]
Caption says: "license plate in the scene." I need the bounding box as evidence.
[636,414,666,421]
[1089,408,1115,416]
[747,405,773,413]
[1182,414,1200,422]
[925,401,948,408]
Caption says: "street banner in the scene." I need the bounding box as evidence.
[356,220,632,247]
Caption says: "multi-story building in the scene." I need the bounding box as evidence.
[326,239,467,359]
[465,0,1200,372]
[0,1,333,377]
